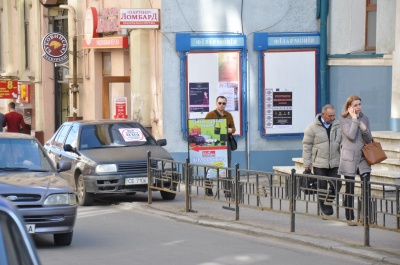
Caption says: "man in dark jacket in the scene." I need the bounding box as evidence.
[204,95,236,197]
[302,104,342,217]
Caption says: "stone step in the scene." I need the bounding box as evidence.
[372,131,400,159]
[372,131,400,140]
[370,158,400,171]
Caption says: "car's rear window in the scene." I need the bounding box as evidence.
[0,139,54,171]
[79,123,157,150]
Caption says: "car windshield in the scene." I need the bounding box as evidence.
[79,123,157,150]
[0,138,54,171]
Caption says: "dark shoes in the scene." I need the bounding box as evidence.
[205,189,213,197]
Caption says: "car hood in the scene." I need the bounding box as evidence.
[0,171,73,194]
[80,145,173,163]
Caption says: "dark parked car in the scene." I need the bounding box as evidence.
[0,196,42,265]
[44,120,176,206]
[0,133,76,246]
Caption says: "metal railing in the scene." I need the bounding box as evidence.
[147,152,400,246]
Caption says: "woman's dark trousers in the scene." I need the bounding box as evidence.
[344,175,355,221]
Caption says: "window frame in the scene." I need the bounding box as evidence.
[365,0,377,51]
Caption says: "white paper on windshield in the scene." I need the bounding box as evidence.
[119,128,146,142]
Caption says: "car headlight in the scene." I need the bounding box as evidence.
[96,164,117,173]
[44,194,76,206]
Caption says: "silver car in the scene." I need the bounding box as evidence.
[0,133,77,246]
[44,120,176,206]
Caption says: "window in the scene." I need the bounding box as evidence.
[64,124,79,147]
[102,53,111,76]
[365,0,377,51]
[53,125,71,148]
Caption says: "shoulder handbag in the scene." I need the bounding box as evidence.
[228,134,237,151]
[362,139,387,165]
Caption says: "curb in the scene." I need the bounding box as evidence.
[123,202,400,265]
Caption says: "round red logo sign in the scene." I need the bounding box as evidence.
[42,32,69,63]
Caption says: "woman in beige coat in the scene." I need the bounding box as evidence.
[338,95,372,226]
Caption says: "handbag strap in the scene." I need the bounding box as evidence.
[213,110,224,129]
[214,110,221,118]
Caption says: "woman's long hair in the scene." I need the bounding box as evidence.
[341,95,361,118]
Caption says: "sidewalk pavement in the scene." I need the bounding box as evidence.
[124,193,400,265]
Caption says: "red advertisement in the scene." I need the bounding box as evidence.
[0,80,18,99]
[114,97,128,119]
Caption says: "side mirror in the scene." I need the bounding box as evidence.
[57,161,72,172]
[64,144,74,152]
[156,139,167,146]
[64,144,80,155]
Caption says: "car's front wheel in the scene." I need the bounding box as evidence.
[77,174,94,206]
[54,231,73,246]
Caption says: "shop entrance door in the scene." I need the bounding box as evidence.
[102,76,130,119]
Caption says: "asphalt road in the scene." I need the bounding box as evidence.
[35,195,388,265]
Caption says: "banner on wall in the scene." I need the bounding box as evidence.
[189,82,209,113]
[187,52,242,135]
[262,50,316,135]
[265,88,293,129]
[0,80,18,99]
[188,118,228,179]
[113,97,128,119]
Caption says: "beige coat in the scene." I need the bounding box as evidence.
[338,113,372,177]
[302,114,341,169]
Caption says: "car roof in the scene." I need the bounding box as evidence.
[61,119,142,126]
[0,132,36,140]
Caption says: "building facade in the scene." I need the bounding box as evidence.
[0,0,398,171]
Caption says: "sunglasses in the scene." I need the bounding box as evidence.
[218,102,226,105]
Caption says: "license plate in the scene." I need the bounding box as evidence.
[26,224,35,234]
[125,177,148,185]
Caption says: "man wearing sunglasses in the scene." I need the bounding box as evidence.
[206,96,236,134]
[205,96,236,196]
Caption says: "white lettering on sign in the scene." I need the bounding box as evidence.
[119,128,146,142]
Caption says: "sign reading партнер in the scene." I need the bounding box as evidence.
[120,9,159,29]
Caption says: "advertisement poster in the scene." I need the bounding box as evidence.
[189,82,210,113]
[218,82,239,111]
[188,118,228,179]
[0,80,18,99]
[218,53,239,82]
[265,88,293,129]
[113,97,128,119]
[186,52,242,135]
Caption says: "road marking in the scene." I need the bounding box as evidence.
[77,206,119,218]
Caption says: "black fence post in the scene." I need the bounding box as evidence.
[185,158,190,212]
[290,168,296,232]
[235,163,240,221]
[363,176,370,247]
[147,151,152,205]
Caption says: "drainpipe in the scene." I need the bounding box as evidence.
[59,4,79,120]
[319,0,329,107]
